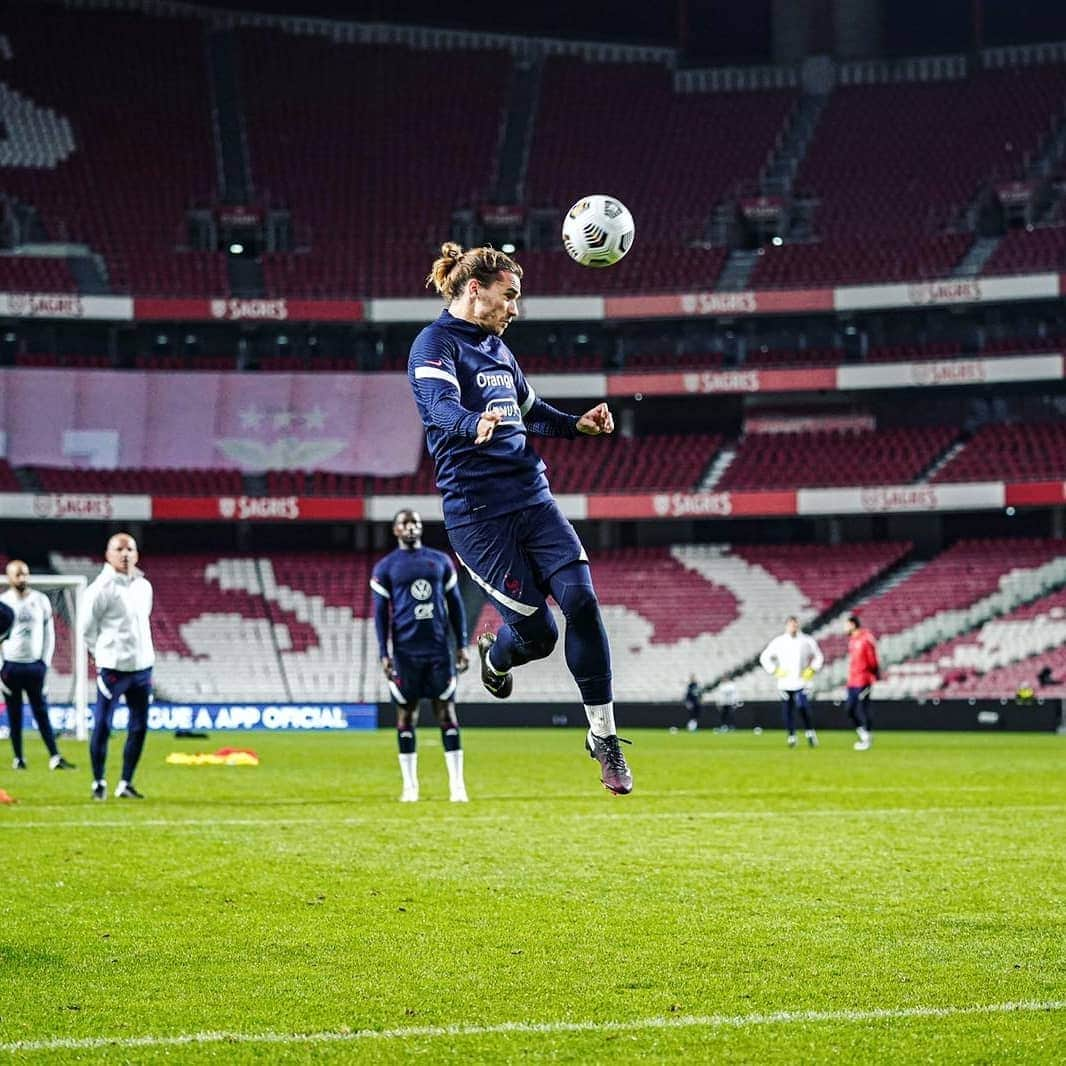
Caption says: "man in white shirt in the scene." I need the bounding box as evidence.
[1,560,74,771]
[81,534,155,801]
[759,616,824,748]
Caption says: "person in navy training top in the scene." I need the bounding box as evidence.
[371,508,470,803]
[408,242,633,796]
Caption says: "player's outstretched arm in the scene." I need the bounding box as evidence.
[576,402,615,436]
[475,410,503,444]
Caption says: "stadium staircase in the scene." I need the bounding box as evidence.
[953,235,1002,277]
[759,92,829,199]
[67,252,111,294]
[698,446,737,490]
[714,250,761,292]
[714,91,828,292]
[491,55,542,204]
[206,28,252,205]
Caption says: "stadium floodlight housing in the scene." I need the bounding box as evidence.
[229,242,244,255]
[501,242,516,254]
[0,574,89,740]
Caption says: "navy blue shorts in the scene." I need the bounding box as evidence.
[447,500,586,625]
[1,659,48,711]
[389,654,455,705]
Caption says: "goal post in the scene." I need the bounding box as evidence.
[0,574,90,741]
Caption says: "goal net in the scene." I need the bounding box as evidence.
[0,574,89,741]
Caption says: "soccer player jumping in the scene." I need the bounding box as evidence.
[409,243,632,795]
[371,508,470,803]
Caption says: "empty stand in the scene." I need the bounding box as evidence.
[981,224,1066,276]
[889,585,1066,698]
[524,59,794,293]
[717,426,957,491]
[751,68,1066,287]
[0,461,23,491]
[38,541,913,704]
[815,538,1064,667]
[934,423,1066,483]
[0,257,78,293]
[2,9,226,295]
[536,433,720,493]
[35,468,244,495]
[239,29,509,298]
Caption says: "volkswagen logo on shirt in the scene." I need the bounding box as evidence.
[411,579,433,601]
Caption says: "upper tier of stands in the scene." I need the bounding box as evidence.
[752,68,1066,287]
[237,28,510,299]
[2,10,1064,297]
[2,9,225,296]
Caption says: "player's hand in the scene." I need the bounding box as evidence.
[801,667,816,681]
[381,656,394,680]
[476,409,503,444]
[456,648,470,674]
[577,402,614,436]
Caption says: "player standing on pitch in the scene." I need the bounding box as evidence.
[845,614,880,751]
[81,533,155,800]
[409,243,632,795]
[1,560,75,770]
[759,616,824,748]
[371,508,470,803]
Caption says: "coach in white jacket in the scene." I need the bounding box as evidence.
[81,533,155,801]
[759,616,824,748]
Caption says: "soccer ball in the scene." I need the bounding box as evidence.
[561,194,635,268]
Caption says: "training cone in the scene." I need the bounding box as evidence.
[0,788,17,805]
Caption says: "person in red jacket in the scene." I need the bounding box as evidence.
[845,615,879,751]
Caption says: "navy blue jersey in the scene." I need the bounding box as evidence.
[409,310,580,529]
[370,546,466,660]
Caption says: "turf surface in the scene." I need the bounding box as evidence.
[1,728,1063,1063]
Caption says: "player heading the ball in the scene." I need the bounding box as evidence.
[408,242,632,795]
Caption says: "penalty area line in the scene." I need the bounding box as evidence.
[2,1000,1064,1053]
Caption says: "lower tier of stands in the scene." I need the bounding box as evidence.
[9,537,1059,706]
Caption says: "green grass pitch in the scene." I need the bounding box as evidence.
[1,728,1063,1063]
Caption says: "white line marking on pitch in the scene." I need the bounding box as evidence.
[0,803,1062,831]
[1,999,1062,1053]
